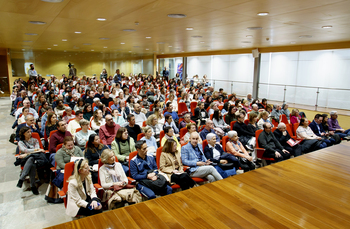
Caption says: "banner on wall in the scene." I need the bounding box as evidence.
[177,63,183,80]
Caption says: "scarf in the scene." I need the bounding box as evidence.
[165,134,173,140]
[62,144,76,157]
[105,163,121,183]
[230,140,241,152]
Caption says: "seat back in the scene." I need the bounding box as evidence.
[149,104,154,111]
[180,127,188,138]
[293,123,299,136]
[142,121,146,127]
[286,124,295,138]
[222,136,229,152]
[48,130,58,151]
[178,102,188,116]
[159,130,165,142]
[76,128,82,133]
[190,102,197,115]
[255,129,264,149]
[32,132,44,149]
[202,139,208,151]
[137,133,145,141]
[128,151,138,177]
[108,101,114,108]
[210,114,213,120]
[230,121,237,130]
[244,119,249,125]
[62,162,75,207]
[218,105,223,110]
[156,147,163,168]
[56,143,63,152]
[279,114,289,125]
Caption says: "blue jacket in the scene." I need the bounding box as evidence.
[181,143,207,173]
[164,111,179,121]
[130,154,158,181]
[309,120,325,137]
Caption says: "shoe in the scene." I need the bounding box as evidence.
[17,180,23,188]
[31,186,39,195]
[343,136,350,141]
[245,144,253,151]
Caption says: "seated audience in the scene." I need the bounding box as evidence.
[247,112,259,134]
[118,101,130,120]
[281,104,290,121]
[75,119,96,149]
[296,118,328,150]
[200,120,220,143]
[290,109,301,126]
[133,103,147,127]
[146,114,162,139]
[66,110,84,137]
[183,123,202,144]
[159,139,196,190]
[309,114,335,146]
[233,112,256,151]
[257,111,273,129]
[45,113,57,139]
[15,99,39,120]
[91,109,106,133]
[164,102,179,123]
[321,114,341,144]
[99,114,120,147]
[111,127,136,174]
[73,98,85,112]
[163,114,179,135]
[226,131,255,172]
[327,111,350,140]
[99,149,141,209]
[212,110,230,133]
[125,114,142,141]
[62,106,75,123]
[179,113,195,129]
[250,104,259,117]
[40,106,54,136]
[83,104,93,121]
[111,109,126,126]
[140,126,158,156]
[130,140,172,199]
[225,105,237,125]
[181,132,223,183]
[17,107,30,125]
[204,133,238,177]
[161,126,181,152]
[54,99,66,118]
[49,120,72,156]
[270,104,282,122]
[16,114,42,141]
[16,127,46,195]
[66,159,102,217]
[208,102,218,116]
[273,123,302,157]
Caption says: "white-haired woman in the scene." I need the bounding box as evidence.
[99,149,141,209]
[66,159,102,217]
[226,131,255,172]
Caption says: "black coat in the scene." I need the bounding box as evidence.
[204,144,226,164]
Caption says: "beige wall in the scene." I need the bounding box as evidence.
[8,49,153,93]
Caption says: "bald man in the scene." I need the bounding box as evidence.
[181,132,222,183]
[200,120,219,143]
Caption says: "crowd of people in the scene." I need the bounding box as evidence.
[10,64,350,218]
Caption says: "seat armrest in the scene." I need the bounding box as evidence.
[94,183,103,191]
[58,191,66,198]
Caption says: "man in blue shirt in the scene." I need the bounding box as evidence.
[200,120,220,143]
[130,140,172,199]
[164,103,179,122]
[181,132,222,183]
[309,114,334,146]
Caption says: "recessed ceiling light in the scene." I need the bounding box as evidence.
[168,14,186,18]
[157,42,165,44]
[25,33,38,36]
[120,43,125,44]
[145,49,149,50]
[22,49,25,51]
[99,37,109,40]
[41,0,64,2]
[322,25,332,29]
[97,18,106,21]
[257,12,269,16]
[103,46,107,48]
[29,21,46,25]
[246,35,253,38]
[47,48,51,50]
[199,41,205,44]
[91,49,94,51]
[23,40,33,42]
[53,44,58,46]
[168,46,172,47]
[75,31,81,34]
[186,27,194,30]
[242,41,251,43]
[62,39,67,41]
[162,52,164,54]
[299,35,312,38]
[207,49,211,50]
[247,27,263,30]
[192,36,203,38]
[290,41,296,44]
[123,29,136,32]
[83,43,91,45]
[145,37,151,39]
[64,50,66,52]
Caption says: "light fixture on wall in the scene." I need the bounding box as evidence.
[53,44,58,46]
[47,48,51,50]
[103,46,107,48]
[91,49,94,51]
[120,43,125,44]
[186,27,194,30]
[146,37,151,39]
[168,45,172,47]
[145,49,149,50]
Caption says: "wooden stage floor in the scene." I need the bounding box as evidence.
[47,142,350,229]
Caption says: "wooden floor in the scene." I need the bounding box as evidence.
[47,142,350,229]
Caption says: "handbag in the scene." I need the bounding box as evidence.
[218,162,234,170]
